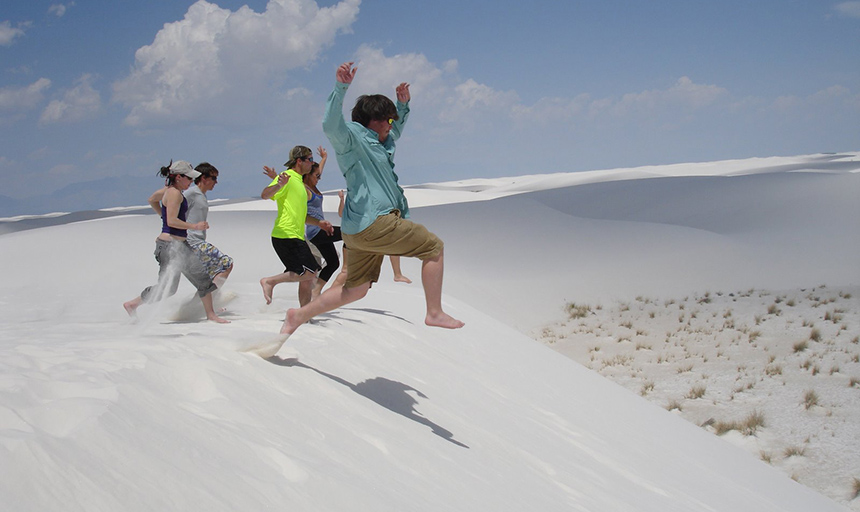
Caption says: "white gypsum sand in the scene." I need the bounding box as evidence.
[0,152,857,511]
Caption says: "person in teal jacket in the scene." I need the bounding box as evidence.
[279,62,464,337]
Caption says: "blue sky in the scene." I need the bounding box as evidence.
[1,0,859,215]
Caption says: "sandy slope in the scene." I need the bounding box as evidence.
[0,152,857,511]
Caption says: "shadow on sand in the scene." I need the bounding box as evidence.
[268,357,468,449]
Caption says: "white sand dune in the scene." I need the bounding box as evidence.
[0,152,858,511]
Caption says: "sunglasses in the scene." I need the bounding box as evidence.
[299,155,314,162]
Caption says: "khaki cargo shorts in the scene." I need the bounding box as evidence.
[342,211,443,288]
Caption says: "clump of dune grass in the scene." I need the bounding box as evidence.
[810,328,822,342]
[640,381,655,396]
[566,302,591,319]
[849,377,859,388]
[666,399,683,411]
[713,410,766,436]
[760,451,772,464]
[784,445,806,458]
[803,389,819,410]
[686,384,707,400]
[765,364,783,376]
[792,340,808,353]
[852,477,860,500]
[676,363,694,374]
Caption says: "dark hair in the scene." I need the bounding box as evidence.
[158,159,176,185]
[302,162,321,184]
[351,94,398,127]
[194,162,219,185]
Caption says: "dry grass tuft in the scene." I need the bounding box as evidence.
[714,410,765,436]
[803,389,820,410]
[686,384,707,400]
[784,445,807,458]
[566,302,591,319]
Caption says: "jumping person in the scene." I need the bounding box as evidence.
[279,62,464,336]
[185,162,233,289]
[123,160,229,323]
[259,146,333,307]
[302,146,344,301]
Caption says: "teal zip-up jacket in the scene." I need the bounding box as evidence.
[322,81,410,235]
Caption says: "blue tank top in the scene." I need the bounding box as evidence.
[161,196,189,238]
[305,189,325,239]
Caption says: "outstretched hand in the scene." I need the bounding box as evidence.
[336,62,357,84]
[396,82,410,103]
[263,166,277,180]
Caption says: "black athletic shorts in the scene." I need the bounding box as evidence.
[271,237,321,275]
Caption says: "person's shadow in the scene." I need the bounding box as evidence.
[269,357,468,449]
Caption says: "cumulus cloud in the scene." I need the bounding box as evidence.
[349,45,519,129]
[112,0,360,126]
[834,1,860,18]
[0,78,51,111]
[0,20,30,46]
[48,3,75,18]
[40,74,102,124]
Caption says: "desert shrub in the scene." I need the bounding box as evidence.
[784,445,806,457]
[740,410,766,435]
[713,410,764,436]
[765,364,783,376]
[686,384,706,399]
[566,302,591,319]
[640,381,655,396]
[803,389,819,409]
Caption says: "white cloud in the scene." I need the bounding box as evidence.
[0,20,30,46]
[611,77,728,116]
[349,45,518,128]
[48,3,75,18]
[834,1,860,18]
[0,78,52,110]
[40,74,102,124]
[112,0,360,126]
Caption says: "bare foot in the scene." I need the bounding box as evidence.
[280,308,302,335]
[260,278,274,305]
[394,274,412,284]
[208,314,231,324]
[425,312,465,329]
[123,298,141,317]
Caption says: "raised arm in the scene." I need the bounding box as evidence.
[317,146,328,174]
[261,169,289,200]
[323,63,356,152]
